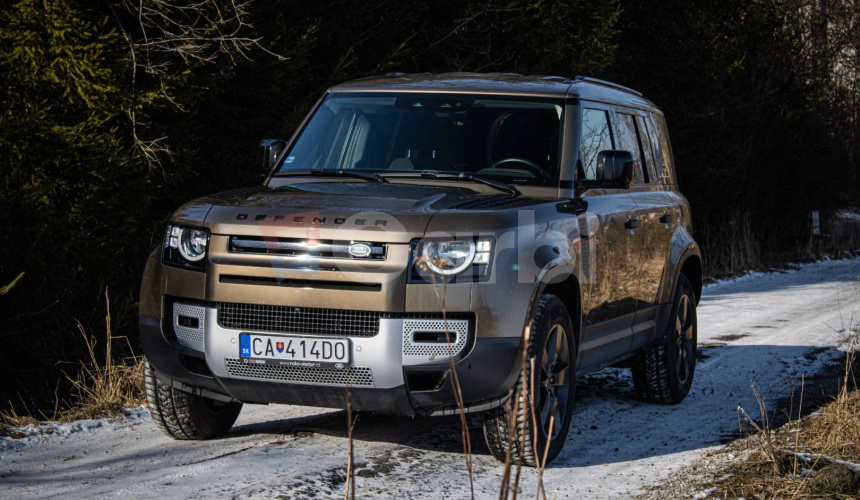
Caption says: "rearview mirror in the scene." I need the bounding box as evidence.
[596,150,635,189]
[258,139,288,173]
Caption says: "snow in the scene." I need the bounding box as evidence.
[0,407,150,452]
[691,487,718,500]
[835,209,860,222]
[2,257,860,499]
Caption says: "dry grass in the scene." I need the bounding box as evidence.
[713,347,860,498]
[0,403,39,438]
[59,290,144,422]
[59,323,144,422]
[338,256,477,499]
[718,389,860,498]
[343,386,357,500]
[0,289,144,431]
[415,255,476,499]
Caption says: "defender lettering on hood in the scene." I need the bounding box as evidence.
[233,213,390,227]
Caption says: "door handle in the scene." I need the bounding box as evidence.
[659,214,674,224]
[625,219,641,230]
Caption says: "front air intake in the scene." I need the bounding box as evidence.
[402,319,470,362]
[172,303,206,351]
[224,358,373,387]
[217,302,382,337]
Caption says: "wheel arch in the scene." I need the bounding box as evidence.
[679,254,703,305]
[525,269,582,350]
[648,245,702,349]
[661,241,703,306]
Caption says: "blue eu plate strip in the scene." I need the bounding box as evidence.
[239,334,251,357]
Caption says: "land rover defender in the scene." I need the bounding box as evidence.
[140,73,702,466]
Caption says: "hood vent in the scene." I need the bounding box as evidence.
[448,195,534,210]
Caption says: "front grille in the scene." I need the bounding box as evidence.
[228,236,386,260]
[225,358,373,387]
[217,302,381,337]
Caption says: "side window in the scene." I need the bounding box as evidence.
[635,115,659,183]
[648,113,676,185]
[580,108,613,180]
[614,112,647,183]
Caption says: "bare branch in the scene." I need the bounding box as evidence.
[106,0,284,172]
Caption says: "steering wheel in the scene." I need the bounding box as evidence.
[487,157,551,179]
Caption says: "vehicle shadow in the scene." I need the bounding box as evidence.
[228,343,849,469]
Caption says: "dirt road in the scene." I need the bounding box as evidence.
[2,258,858,499]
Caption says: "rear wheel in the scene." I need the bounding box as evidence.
[144,359,242,439]
[482,294,576,467]
[632,273,698,404]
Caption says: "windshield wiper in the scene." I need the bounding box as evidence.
[274,169,388,183]
[385,171,521,196]
[266,185,302,192]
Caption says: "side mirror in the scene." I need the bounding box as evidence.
[258,139,288,174]
[596,150,635,189]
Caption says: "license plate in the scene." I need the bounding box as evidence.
[239,334,350,368]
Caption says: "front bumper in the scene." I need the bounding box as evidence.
[140,300,522,416]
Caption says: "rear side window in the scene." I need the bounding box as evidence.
[635,115,659,183]
[647,113,676,185]
[580,108,613,180]
[614,113,647,183]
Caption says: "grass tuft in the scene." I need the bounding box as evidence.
[719,387,860,498]
[58,322,144,422]
[0,289,144,431]
[709,326,860,498]
[58,290,144,422]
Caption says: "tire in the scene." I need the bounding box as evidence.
[632,273,698,404]
[144,358,242,440]
[482,294,576,467]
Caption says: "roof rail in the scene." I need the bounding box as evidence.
[574,76,643,96]
[541,75,572,82]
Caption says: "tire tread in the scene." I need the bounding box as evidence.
[144,359,241,440]
[483,294,569,467]
[632,273,696,405]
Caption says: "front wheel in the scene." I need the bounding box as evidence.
[632,273,698,404]
[144,359,242,439]
[482,294,576,467]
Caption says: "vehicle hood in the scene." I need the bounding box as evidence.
[170,182,538,244]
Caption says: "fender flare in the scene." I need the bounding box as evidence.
[669,246,703,304]
[647,245,702,347]
[521,262,584,365]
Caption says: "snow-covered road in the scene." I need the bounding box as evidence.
[3,258,859,499]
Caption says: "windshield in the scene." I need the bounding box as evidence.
[277,93,564,186]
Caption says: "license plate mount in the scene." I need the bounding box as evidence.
[239,333,350,369]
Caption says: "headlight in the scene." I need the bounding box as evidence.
[421,240,476,275]
[179,228,208,262]
[163,224,209,271]
[413,238,494,281]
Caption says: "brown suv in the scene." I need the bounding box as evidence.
[139,73,702,466]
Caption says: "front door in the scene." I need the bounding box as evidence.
[614,111,674,346]
[576,106,640,367]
